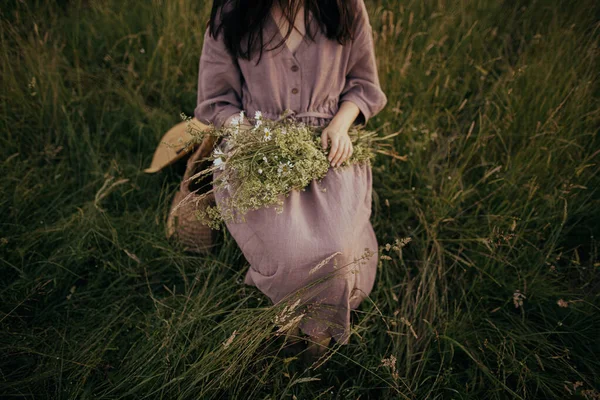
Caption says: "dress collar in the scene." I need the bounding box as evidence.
[266,9,316,60]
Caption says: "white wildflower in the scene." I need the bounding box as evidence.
[263,128,272,141]
[253,111,263,129]
[258,168,263,175]
[277,161,293,176]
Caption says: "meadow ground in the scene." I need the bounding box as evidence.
[1,0,599,398]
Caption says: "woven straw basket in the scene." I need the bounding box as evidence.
[165,135,217,254]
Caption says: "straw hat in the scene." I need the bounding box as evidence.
[144,117,210,174]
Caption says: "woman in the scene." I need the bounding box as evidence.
[194,0,387,357]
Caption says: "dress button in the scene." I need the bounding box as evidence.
[291,88,299,94]
[291,65,299,72]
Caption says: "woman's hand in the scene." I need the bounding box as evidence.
[321,101,362,167]
[224,111,253,131]
[321,124,353,168]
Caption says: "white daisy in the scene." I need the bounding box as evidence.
[277,161,293,176]
[263,128,272,141]
[253,111,263,129]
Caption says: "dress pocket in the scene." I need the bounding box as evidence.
[230,223,278,277]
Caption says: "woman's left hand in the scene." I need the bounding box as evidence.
[321,123,354,168]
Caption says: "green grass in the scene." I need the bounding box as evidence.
[1,0,599,398]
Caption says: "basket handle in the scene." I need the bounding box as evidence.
[183,134,218,181]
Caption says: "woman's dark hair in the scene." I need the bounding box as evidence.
[208,0,359,63]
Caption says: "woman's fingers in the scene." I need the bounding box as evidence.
[332,140,347,167]
[334,142,346,167]
[340,142,351,166]
[329,137,340,164]
[322,131,353,167]
[341,141,352,166]
[321,131,329,150]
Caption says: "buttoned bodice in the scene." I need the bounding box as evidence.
[195,0,387,129]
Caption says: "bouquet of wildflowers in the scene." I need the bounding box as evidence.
[175,110,401,229]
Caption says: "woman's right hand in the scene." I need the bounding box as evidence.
[225,112,253,131]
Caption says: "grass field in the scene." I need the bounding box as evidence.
[1,0,599,398]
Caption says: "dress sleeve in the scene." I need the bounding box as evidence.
[194,24,244,129]
[339,0,387,125]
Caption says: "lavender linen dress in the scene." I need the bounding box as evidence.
[194,0,387,345]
